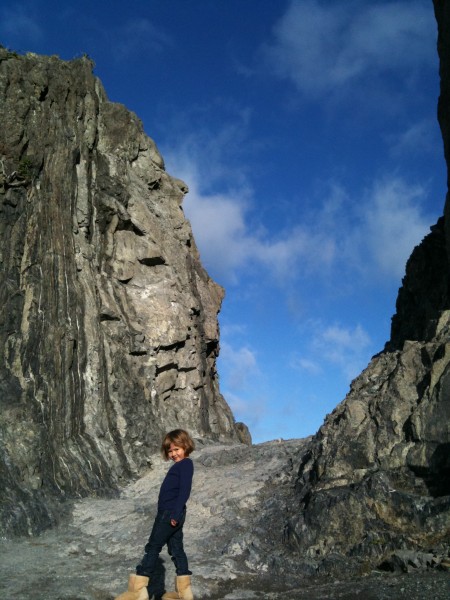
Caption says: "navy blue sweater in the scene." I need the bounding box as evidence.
[158,458,194,521]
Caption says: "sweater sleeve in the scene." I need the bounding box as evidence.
[172,458,194,521]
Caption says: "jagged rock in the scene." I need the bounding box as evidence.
[379,550,438,573]
[0,48,248,538]
[389,217,450,348]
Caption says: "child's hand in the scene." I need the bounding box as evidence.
[170,518,178,527]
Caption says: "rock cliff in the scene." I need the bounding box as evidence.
[0,48,248,537]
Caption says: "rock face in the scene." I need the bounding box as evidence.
[280,0,450,573]
[0,49,248,537]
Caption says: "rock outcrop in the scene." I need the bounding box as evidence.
[0,441,449,599]
[280,0,450,574]
[0,48,248,537]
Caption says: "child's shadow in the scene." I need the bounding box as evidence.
[147,558,167,600]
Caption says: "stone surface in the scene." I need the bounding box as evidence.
[0,441,448,600]
[0,48,248,538]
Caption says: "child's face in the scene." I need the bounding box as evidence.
[167,443,186,463]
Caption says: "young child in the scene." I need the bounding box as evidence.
[115,429,195,600]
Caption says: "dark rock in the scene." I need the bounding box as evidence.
[0,49,246,538]
[379,550,436,573]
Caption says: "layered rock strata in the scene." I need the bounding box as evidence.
[0,48,248,537]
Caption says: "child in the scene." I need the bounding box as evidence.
[115,429,195,600]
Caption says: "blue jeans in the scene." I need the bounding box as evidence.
[136,509,191,577]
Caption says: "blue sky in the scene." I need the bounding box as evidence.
[2,0,446,443]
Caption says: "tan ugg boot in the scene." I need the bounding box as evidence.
[179,575,194,600]
[161,577,179,599]
[115,574,149,600]
[162,575,193,600]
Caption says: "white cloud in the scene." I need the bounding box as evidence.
[170,164,251,283]
[360,177,431,280]
[222,390,267,435]
[387,119,437,158]
[312,322,372,380]
[167,147,337,284]
[320,323,370,350]
[167,131,433,285]
[219,341,259,390]
[263,0,435,98]
[218,342,267,433]
[313,176,433,282]
[290,321,372,381]
[116,19,173,59]
[290,356,322,375]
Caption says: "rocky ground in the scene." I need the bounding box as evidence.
[0,440,448,599]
